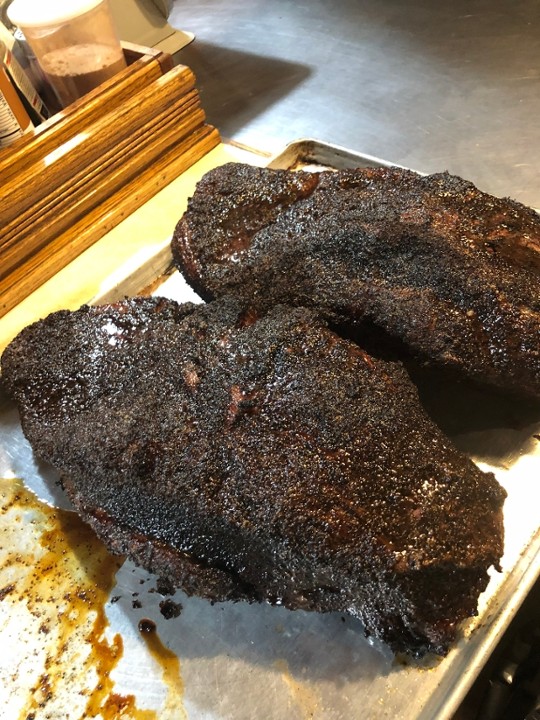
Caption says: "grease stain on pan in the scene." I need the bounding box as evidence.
[0,477,185,720]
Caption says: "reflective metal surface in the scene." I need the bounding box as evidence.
[1,280,539,719]
[1,141,539,718]
[169,0,540,208]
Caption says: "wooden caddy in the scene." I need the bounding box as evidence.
[0,42,220,317]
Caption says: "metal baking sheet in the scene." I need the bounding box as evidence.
[266,137,406,172]
[1,139,539,719]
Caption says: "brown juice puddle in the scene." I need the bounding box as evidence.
[0,478,185,719]
[138,619,187,719]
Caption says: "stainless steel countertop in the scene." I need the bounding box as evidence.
[169,0,540,208]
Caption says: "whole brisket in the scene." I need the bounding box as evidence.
[171,163,540,399]
[1,296,506,656]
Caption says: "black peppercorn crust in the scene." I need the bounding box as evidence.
[1,296,505,656]
[172,163,540,399]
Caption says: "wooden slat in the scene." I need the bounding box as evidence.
[0,64,196,241]
[0,90,203,277]
[5,92,201,247]
[0,125,220,316]
[0,96,206,280]
[0,52,177,182]
[0,48,220,318]
[121,41,174,70]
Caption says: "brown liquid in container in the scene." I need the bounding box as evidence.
[40,43,126,106]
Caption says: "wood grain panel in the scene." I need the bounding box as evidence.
[0,48,175,181]
[0,47,220,317]
[0,126,220,315]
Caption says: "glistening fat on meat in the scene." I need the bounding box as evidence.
[0,296,506,657]
[171,163,540,399]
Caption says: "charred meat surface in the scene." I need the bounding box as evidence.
[1,296,506,656]
[171,163,540,399]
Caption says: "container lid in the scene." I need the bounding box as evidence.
[7,0,104,28]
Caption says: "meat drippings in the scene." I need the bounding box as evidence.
[0,477,183,719]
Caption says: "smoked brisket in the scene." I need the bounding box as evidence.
[1,296,506,656]
[171,163,540,399]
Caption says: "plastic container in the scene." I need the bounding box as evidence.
[7,0,126,108]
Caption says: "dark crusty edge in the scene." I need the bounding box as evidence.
[62,473,501,658]
[66,482,257,603]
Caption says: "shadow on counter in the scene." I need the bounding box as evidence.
[172,41,312,138]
